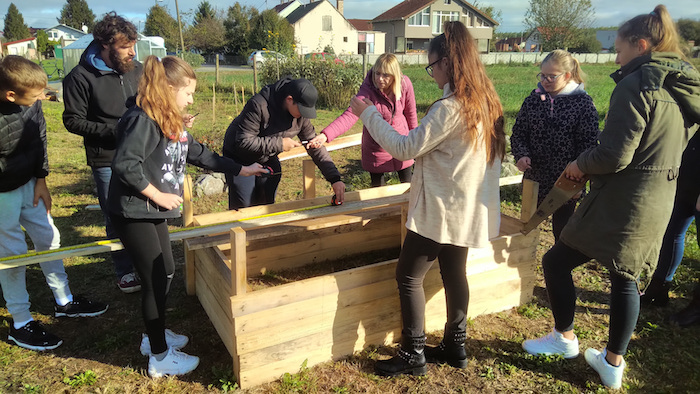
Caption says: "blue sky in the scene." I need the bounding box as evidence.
[2,0,699,33]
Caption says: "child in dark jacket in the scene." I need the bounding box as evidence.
[108,55,266,378]
[0,56,107,352]
[510,49,599,240]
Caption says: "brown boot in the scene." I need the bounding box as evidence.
[669,285,700,327]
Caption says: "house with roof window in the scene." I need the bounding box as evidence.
[3,37,38,57]
[275,0,358,55]
[371,0,497,53]
[44,24,88,47]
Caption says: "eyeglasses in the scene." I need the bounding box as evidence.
[425,57,444,77]
[537,72,565,82]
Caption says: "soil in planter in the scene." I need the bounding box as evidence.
[248,247,401,290]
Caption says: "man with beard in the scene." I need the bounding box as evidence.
[63,12,143,293]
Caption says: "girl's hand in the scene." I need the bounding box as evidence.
[239,163,268,177]
[516,157,532,172]
[350,96,374,116]
[307,133,328,149]
[563,160,586,182]
[153,192,183,210]
[184,113,197,128]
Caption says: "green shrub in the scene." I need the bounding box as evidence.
[181,51,205,69]
[259,57,363,110]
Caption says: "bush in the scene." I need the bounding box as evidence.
[258,57,363,110]
[181,51,205,69]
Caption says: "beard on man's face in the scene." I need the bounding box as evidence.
[108,46,135,74]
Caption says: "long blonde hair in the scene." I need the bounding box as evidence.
[137,56,196,140]
[542,49,586,84]
[372,53,403,99]
[428,21,506,165]
[618,4,685,58]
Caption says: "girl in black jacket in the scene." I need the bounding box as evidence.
[108,55,266,378]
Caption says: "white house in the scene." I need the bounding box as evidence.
[44,24,87,47]
[3,37,38,57]
[275,0,359,55]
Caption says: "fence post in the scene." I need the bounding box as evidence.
[215,55,220,84]
[253,61,258,94]
[212,83,216,123]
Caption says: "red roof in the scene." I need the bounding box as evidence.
[4,37,36,46]
[348,19,373,31]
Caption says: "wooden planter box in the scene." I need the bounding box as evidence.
[183,183,539,388]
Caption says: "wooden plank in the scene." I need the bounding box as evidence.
[499,174,523,187]
[194,265,234,356]
[521,178,539,223]
[194,248,232,320]
[277,133,362,162]
[182,174,194,227]
[302,159,316,199]
[400,204,408,245]
[184,246,196,295]
[231,227,247,296]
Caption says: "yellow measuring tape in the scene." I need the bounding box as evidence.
[0,200,334,264]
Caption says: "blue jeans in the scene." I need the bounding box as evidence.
[92,166,134,278]
[0,179,73,323]
[653,194,700,282]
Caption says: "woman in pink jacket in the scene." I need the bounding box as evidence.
[307,53,418,187]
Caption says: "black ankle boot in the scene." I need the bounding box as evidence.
[374,335,427,377]
[425,331,468,368]
[641,278,670,306]
[670,285,700,327]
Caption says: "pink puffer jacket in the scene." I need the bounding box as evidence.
[322,70,418,173]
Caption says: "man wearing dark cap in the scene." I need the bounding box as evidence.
[223,77,345,209]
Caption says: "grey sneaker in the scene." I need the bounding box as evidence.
[522,328,579,359]
[140,329,189,356]
[585,348,625,389]
[148,347,199,378]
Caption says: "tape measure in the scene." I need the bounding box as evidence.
[521,172,588,235]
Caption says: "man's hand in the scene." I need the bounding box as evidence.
[331,181,346,204]
[307,133,328,149]
[239,163,268,177]
[350,96,374,117]
[282,137,301,152]
[563,160,586,182]
[34,178,52,213]
[516,157,532,172]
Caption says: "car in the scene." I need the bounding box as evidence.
[247,50,285,68]
[303,52,345,65]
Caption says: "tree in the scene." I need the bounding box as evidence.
[223,2,258,57]
[248,10,295,57]
[677,18,700,43]
[58,0,96,32]
[567,28,602,53]
[193,1,215,26]
[144,5,180,52]
[3,3,30,42]
[185,10,226,54]
[35,30,59,56]
[524,0,595,51]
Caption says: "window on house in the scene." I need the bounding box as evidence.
[432,11,459,34]
[407,40,414,50]
[464,10,474,27]
[359,33,366,42]
[322,15,332,31]
[343,36,348,42]
[444,0,451,3]
[408,7,430,26]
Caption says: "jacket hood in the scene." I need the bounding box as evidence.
[260,77,296,114]
[613,53,700,124]
[533,80,586,99]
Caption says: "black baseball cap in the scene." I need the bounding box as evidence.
[286,78,318,119]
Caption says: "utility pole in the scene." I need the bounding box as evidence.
[175,0,185,57]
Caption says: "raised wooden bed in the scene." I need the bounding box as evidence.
[184,182,539,388]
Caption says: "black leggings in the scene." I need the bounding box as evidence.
[551,202,576,242]
[111,215,174,355]
[369,167,413,188]
[397,230,469,338]
[543,241,640,355]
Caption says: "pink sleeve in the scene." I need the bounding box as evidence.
[321,76,373,142]
[402,76,418,130]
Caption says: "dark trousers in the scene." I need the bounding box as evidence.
[543,241,640,355]
[369,166,413,188]
[397,230,469,339]
[111,215,174,355]
[551,202,576,242]
[226,157,282,210]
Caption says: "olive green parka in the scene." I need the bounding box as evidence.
[560,53,700,282]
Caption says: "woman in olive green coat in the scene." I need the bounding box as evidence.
[521,5,700,390]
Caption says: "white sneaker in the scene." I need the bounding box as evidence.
[522,328,579,358]
[140,329,189,356]
[148,347,199,378]
[585,348,625,389]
